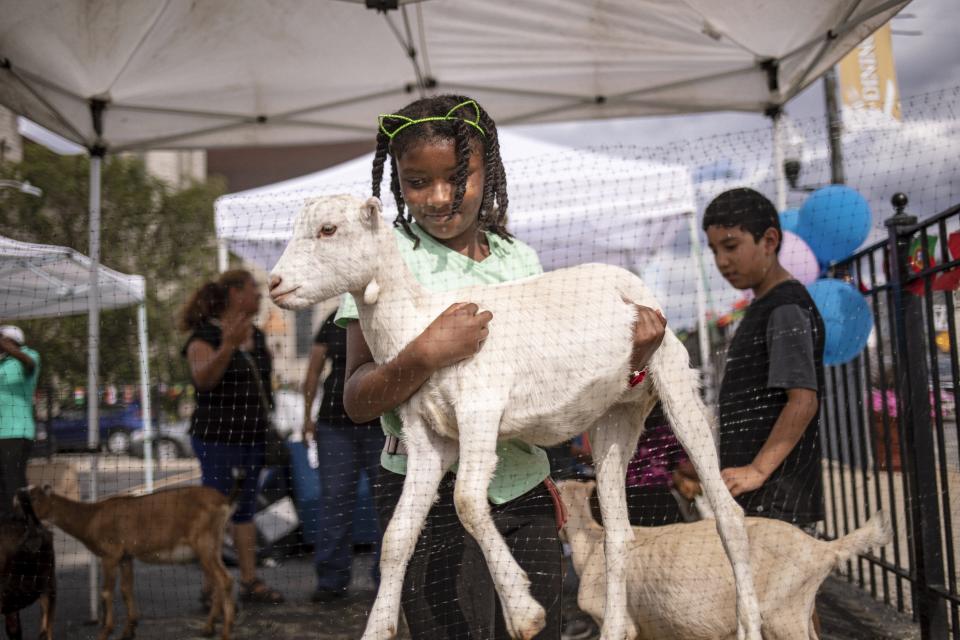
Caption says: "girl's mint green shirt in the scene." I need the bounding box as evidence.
[336,223,549,504]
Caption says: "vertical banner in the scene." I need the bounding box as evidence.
[838,23,902,120]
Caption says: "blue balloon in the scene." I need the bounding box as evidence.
[796,185,871,264]
[807,279,873,366]
[779,208,800,234]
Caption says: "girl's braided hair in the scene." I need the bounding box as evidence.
[371,94,511,248]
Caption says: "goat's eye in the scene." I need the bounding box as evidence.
[318,224,337,237]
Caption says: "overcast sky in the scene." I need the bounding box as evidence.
[510,0,960,148]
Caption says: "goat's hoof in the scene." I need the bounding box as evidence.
[201,623,215,637]
[507,604,546,640]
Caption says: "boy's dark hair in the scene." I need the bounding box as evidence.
[702,188,782,253]
[371,94,511,247]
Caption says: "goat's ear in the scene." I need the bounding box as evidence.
[361,197,382,229]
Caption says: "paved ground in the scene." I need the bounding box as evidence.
[17,549,920,640]
[12,456,925,639]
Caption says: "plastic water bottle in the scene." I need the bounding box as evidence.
[307,437,319,469]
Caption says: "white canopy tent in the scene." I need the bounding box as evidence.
[0,0,907,616]
[215,134,711,355]
[0,0,909,150]
[0,235,156,488]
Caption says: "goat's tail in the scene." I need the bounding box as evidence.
[828,511,892,567]
[227,467,248,505]
[14,488,41,528]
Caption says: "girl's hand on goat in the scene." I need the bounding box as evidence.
[721,464,768,497]
[414,302,493,370]
[627,303,667,371]
[221,308,254,349]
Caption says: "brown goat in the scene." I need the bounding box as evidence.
[27,483,236,640]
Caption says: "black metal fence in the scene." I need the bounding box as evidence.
[822,194,960,639]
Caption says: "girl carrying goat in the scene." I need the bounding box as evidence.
[333,95,666,639]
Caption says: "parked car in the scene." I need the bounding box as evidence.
[129,419,193,460]
[46,402,155,455]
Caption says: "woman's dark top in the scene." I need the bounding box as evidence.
[182,322,273,445]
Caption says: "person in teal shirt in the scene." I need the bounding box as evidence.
[0,325,40,516]
[336,94,667,639]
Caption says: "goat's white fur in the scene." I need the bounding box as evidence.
[270,194,762,640]
[559,480,892,640]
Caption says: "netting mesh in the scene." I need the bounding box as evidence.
[0,86,958,639]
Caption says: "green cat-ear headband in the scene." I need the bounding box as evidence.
[378,99,486,140]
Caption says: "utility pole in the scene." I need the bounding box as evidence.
[823,67,845,185]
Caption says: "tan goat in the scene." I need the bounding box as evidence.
[27,484,236,640]
[558,480,891,640]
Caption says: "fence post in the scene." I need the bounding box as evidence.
[885,192,948,638]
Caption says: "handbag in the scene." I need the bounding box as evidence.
[240,350,290,468]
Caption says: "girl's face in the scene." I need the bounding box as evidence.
[396,138,485,249]
[228,276,262,314]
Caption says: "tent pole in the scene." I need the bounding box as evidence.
[86,149,102,622]
[771,110,787,211]
[137,303,154,492]
[217,239,229,273]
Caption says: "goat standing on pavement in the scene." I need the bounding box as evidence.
[268,194,763,640]
[1,488,55,640]
[558,480,891,640]
[27,481,238,640]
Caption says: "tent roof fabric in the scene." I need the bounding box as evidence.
[0,0,908,151]
[0,235,145,320]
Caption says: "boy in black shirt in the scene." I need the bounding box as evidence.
[680,188,825,527]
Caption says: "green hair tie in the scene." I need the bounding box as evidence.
[378,99,486,140]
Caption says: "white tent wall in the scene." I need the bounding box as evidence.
[214,135,714,395]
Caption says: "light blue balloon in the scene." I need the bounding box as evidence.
[779,208,800,234]
[797,185,872,264]
[807,279,873,366]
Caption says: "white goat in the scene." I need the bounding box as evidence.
[558,480,892,640]
[269,194,762,640]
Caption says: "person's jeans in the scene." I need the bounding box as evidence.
[314,421,383,591]
[0,438,31,517]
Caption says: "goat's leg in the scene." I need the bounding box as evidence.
[588,407,644,640]
[118,557,138,640]
[4,611,22,640]
[197,545,233,640]
[98,558,119,640]
[454,416,545,640]
[362,423,456,640]
[38,578,56,640]
[667,405,762,640]
[650,332,762,640]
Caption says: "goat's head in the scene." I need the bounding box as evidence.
[555,479,597,541]
[24,485,54,520]
[269,194,383,310]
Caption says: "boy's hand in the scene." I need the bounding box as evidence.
[721,464,767,497]
[415,302,493,370]
[624,300,666,371]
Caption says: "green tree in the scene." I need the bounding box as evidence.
[0,143,226,407]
